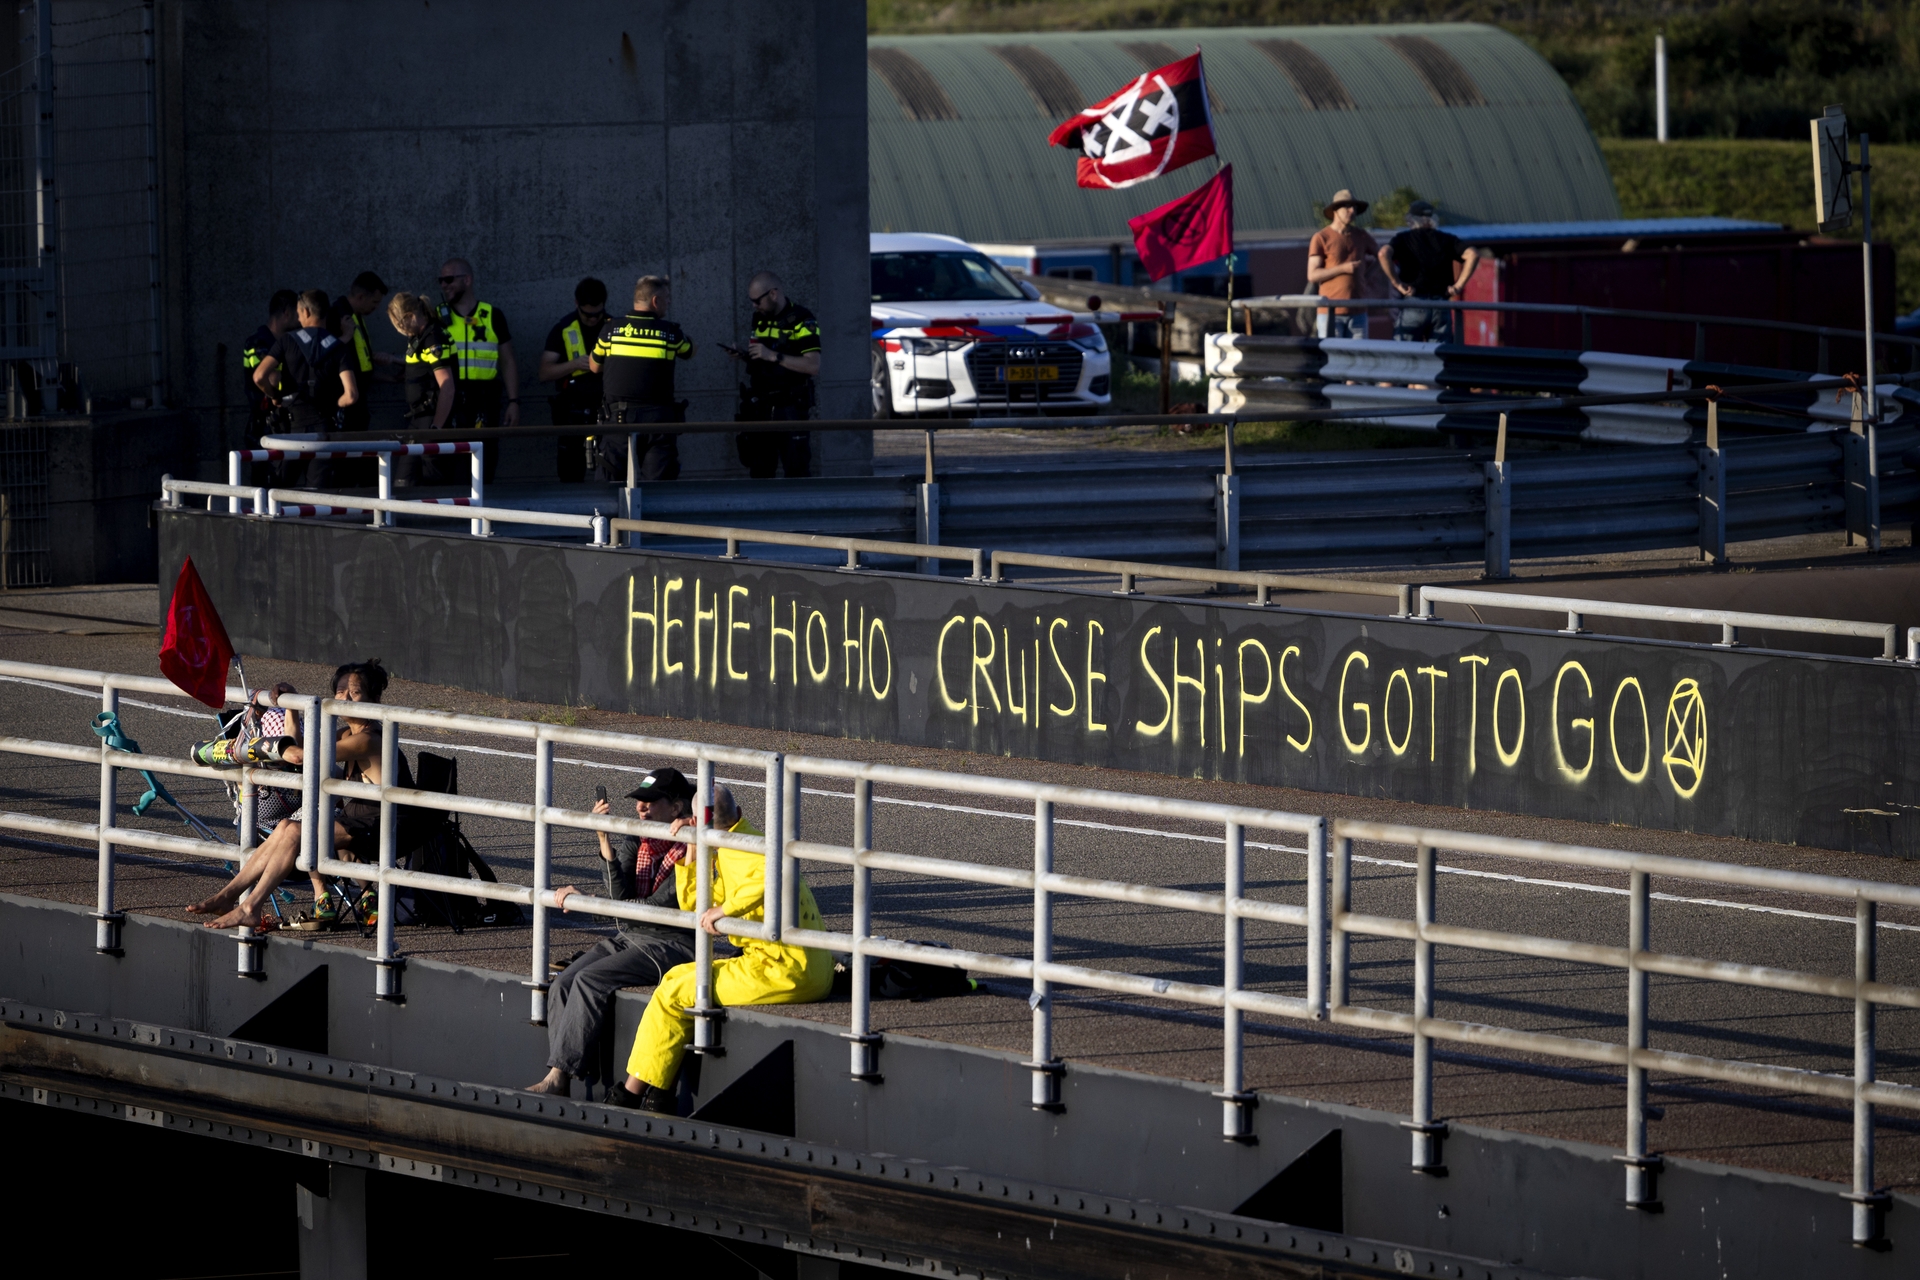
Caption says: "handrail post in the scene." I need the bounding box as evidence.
[1028,796,1064,1111]
[781,762,801,933]
[227,451,242,515]
[373,718,404,1000]
[93,681,123,955]
[846,775,883,1082]
[1697,400,1727,566]
[1307,818,1327,1019]
[1215,470,1241,576]
[690,755,724,1058]
[1216,820,1254,1140]
[916,469,942,576]
[1843,391,1881,553]
[295,695,319,875]
[761,753,783,942]
[1621,869,1660,1207]
[471,444,488,537]
[1482,457,1511,580]
[526,734,553,1024]
[1330,833,1351,1011]
[1405,842,1447,1172]
[375,453,392,528]
[1851,898,1887,1246]
[622,476,640,549]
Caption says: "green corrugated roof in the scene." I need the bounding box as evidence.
[868,24,1620,243]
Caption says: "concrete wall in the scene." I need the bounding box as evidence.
[153,0,869,478]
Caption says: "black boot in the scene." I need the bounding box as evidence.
[609,1082,675,1114]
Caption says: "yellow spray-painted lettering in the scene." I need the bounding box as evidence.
[1609,677,1649,782]
[1493,667,1525,768]
[693,580,718,684]
[1662,678,1707,798]
[1384,668,1414,757]
[1173,637,1206,747]
[1551,661,1594,782]
[1457,655,1489,774]
[1136,625,1170,737]
[867,617,892,701]
[842,601,865,690]
[935,616,968,712]
[1003,627,1028,724]
[627,574,660,686]
[1280,644,1312,753]
[1338,650,1371,755]
[769,597,798,685]
[1237,638,1271,758]
[1417,666,1448,761]
[804,610,830,684]
[661,578,685,676]
[1047,618,1076,718]
[970,617,1002,724]
[1085,621,1108,732]
[725,586,750,682]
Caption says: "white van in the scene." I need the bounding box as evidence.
[870,232,1114,417]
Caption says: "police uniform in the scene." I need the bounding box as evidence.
[265,325,350,489]
[544,309,611,482]
[241,324,283,486]
[393,322,457,487]
[326,296,377,432]
[736,300,820,478]
[437,300,512,482]
[592,310,693,483]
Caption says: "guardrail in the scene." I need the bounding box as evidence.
[230,440,483,528]
[2,658,1916,1242]
[610,516,983,580]
[988,549,1413,615]
[1417,585,1900,658]
[1329,819,1920,1243]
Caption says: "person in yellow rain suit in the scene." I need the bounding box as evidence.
[611,783,832,1113]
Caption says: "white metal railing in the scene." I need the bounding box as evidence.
[612,517,984,579]
[1417,585,1900,660]
[3,658,1917,1241]
[989,549,1412,614]
[231,441,485,534]
[1330,820,1920,1244]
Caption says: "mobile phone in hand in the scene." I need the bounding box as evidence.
[595,785,608,805]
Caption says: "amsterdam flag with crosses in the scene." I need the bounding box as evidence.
[1046,50,1216,190]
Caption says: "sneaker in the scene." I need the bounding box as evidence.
[310,896,339,927]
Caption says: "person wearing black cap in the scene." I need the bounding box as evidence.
[1378,200,1480,343]
[526,766,704,1098]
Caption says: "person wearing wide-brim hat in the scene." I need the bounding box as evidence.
[1307,188,1382,338]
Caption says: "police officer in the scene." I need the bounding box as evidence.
[250,289,360,490]
[728,270,820,479]
[589,275,693,483]
[538,277,611,483]
[437,257,520,482]
[328,271,393,433]
[241,290,298,484]
[385,291,456,487]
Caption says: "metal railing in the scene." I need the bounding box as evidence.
[1234,294,1920,365]
[229,441,484,532]
[988,548,1412,615]
[1329,820,1920,1243]
[611,516,983,579]
[1417,585,1901,659]
[2,657,1917,1242]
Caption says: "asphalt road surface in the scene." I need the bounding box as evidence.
[3,628,1918,1194]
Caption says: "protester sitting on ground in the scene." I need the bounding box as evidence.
[608,780,834,1113]
[526,767,705,1099]
[186,660,394,931]
[1378,200,1480,344]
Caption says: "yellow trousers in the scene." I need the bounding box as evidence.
[627,945,833,1089]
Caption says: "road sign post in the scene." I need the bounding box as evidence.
[1811,105,1877,426]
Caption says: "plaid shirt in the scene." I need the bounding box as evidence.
[634,837,688,899]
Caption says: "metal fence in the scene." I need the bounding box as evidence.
[3,657,1919,1243]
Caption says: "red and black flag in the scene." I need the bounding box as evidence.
[1047,50,1216,190]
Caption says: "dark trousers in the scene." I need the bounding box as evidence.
[1394,299,1456,343]
[600,402,680,483]
[553,401,598,482]
[546,931,695,1088]
[735,397,811,478]
[451,383,504,482]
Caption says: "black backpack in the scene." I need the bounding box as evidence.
[399,752,523,930]
[283,327,340,404]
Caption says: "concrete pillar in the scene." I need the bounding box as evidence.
[296,1164,367,1280]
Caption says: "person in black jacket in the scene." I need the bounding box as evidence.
[525,768,713,1099]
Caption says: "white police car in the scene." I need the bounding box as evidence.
[870,232,1113,417]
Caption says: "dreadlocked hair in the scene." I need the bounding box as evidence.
[332,658,390,703]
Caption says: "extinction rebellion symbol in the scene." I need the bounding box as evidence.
[1661,678,1707,798]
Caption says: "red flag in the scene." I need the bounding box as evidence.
[1047,50,1215,190]
[160,557,235,708]
[1129,165,1234,281]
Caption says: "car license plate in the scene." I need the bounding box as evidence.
[998,365,1059,381]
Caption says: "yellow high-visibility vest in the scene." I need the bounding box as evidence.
[439,301,501,381]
